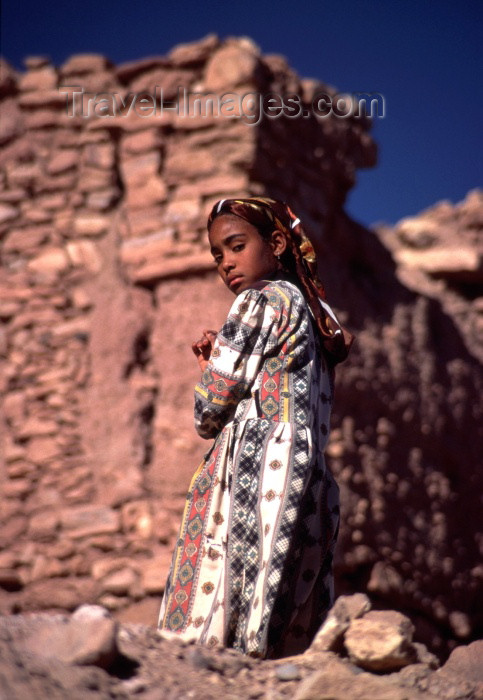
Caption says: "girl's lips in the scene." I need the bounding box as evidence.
[228,276,243,289]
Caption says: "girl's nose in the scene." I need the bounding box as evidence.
[222,257,234,271]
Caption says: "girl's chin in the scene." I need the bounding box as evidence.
[227,279,246,293]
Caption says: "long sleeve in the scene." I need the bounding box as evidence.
[194,287,284,439]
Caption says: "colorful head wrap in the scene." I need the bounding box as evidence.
[208,196,354,366]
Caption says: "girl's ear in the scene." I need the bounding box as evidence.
[270,230,287,257]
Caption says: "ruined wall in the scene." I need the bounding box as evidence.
[0,36,481,655]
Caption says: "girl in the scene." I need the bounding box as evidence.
[158,197,353,658]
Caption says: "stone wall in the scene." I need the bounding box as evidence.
[0,36,481,656]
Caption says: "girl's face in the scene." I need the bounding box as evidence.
[209,214,286,294]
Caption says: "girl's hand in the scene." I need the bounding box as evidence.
[192,329,218,372]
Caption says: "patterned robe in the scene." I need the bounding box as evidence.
[158,278,340,658]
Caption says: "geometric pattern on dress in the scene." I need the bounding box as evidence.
[160,435,223,632]
[253,424,311,654]
[265,462,340,656]
[221,318,265,355]
[226,420,266,651]
[266,468,322,649]
[259,356,283,421]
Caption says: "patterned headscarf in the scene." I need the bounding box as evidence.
[208,197,354,366]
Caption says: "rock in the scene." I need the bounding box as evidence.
[21,578,98,611]
[0,516,28,544]
[29,555,64,581]
[448,611,471,639]
[0,568,23,592]
[427,661,480,700]
[125,249,215,284]
[396,217,440,248]
[119,231,173,265]
[98,593,130,611]
[413,642,440,669]
[121,128,161,155]
[0,203,19,224]
[101,567,137,596]
[82,142,115,170]
[23,109,60,129]
[18,90,66,108]
[2,478,33,498]
[3,225,49,252]
[164,197,201,225]
[204,42,261,91]
[74,213,110,236]
[120,151,162,187]
[437,640,483,684]
[27,248,70,278]
[25,436,60,463]
[91,557,133,581]
[18,66,57,92]
[121,500,153,537]
[164,147,216,180]
[129,67,192,99]
[28,510,60,540]
[17,417,58,439]
[60,53,113,75]
[275,662,301,681]
[168,34,219,67]
[5,161,42,187]
[367,561,404,596]
[138,558,167,594]
[0,57,17,98]
[125,178,168,208]
[175,173,248,199]
[66,240,103,272]
[19,607,118,668]
[395,247,483,282]
[294,655,422,700]
[0,188,26,205]
[60,505,120,539]
[78,166,115,192]
[116,56,169,84]
[46,149,78,175]
[84,188,119,211]
[344,610,416,672]
[24,56,51,70]
[72,603,111,621]
[69,287,93,310]
[310,593,371,652]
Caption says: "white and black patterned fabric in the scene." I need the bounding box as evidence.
[158,279,340,658]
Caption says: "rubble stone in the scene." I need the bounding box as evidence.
[436,640,483,684]
[27,248,70,277]
[66,240,103,272]
[60,53,113,75]
[309,593,371,652]
[344,610,416,672]
[204,42,261,90]
[18,606,118,668]
[18,65,57,92]
[60,506,120,539]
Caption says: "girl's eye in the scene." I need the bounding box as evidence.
[233,244,244,253]
[213,256,222,265]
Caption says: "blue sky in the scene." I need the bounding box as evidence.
[2,0,481,227]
